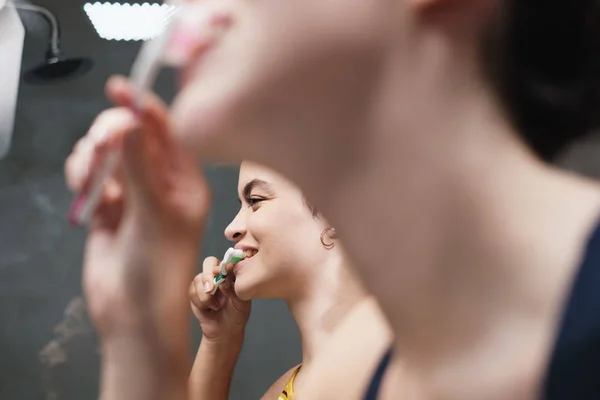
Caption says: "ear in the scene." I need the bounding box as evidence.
[407,0,441,9]
[409,0,494,13]
[408,0,498,29]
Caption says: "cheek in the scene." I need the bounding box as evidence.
[246,210,306,258]
[246,211,282,244]
[249,209,322,261]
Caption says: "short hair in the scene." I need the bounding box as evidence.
[482,1,600,161]
[303,195,319,217]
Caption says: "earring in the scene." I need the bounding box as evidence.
[320,228,337,250]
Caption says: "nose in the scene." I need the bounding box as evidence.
[225,208,246,242]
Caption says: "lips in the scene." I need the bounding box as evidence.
[234,249,257,274]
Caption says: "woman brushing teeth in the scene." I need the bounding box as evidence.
[66,2,391,399]
[189,161,391,400]
[65,76,390,400]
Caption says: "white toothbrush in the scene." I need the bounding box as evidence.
[211,248,245,295]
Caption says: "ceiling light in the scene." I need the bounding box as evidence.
[83,2,178,41]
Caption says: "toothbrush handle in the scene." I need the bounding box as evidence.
[210,274,226,296]
[210,248,236,295]
[77,150,120,225]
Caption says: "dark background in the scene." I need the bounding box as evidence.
[0,1,299,399]
[1,1,600,399]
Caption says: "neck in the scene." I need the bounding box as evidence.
[378,142,600,398]
[284,253,366,368]
[297,29,600,396]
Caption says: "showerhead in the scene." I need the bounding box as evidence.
[14,2,93,84]
[24,56,93,84]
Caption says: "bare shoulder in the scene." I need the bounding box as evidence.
[261,364,302,400]
[298,297,392,400]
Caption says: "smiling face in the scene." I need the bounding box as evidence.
[225,162,330,301]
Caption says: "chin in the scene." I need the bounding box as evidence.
[233,285,253,301]
[233,277,255,301]
[233,272,275,301]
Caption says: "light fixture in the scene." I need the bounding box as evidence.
[14,2,93,84]
[83,2,178,42]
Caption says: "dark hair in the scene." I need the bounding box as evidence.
[303,196,319,217]
[483,1,600,161]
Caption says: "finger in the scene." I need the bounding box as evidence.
[88,189,124,232]
[120,125,165,215]
[65,139,93,193]
[90,107,140,149]
[210,261,236,275]
[203,256,221,275]
[190,275,220,311]
[106,76,170,136]
[106,76,168,118]
[86,137,123,192]
[118,105,176,216]
[202,270,216,294]
[65,108,136,194]
[67,140,125,230]
[211,262,237,286]
[108,77,173,189]
[189,279,205,309]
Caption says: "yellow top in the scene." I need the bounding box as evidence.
[278,365,302,400]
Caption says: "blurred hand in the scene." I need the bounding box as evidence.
[65,76,211,339]
[189,256,251,343]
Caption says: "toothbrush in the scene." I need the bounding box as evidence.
[211,248,245,295]
[69,4,181,227]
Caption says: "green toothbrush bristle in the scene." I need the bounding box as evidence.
[231,256,244,264]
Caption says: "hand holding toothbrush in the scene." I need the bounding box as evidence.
[189,254,251,343]
[188,254,251,400]
[63,4,230,399]
[65,76,211,339]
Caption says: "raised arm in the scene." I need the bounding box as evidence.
[65,76,210,400]
[188,258,250,399]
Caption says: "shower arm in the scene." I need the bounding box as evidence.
[11,3,61,59]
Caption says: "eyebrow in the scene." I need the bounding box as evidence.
[241,179,273,200]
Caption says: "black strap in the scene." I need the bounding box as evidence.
[542,223,600,399]
[364,348,392,400]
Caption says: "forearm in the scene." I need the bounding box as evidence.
[100,335,189,400]
[97,255,197,400]
[188,335,244,400]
